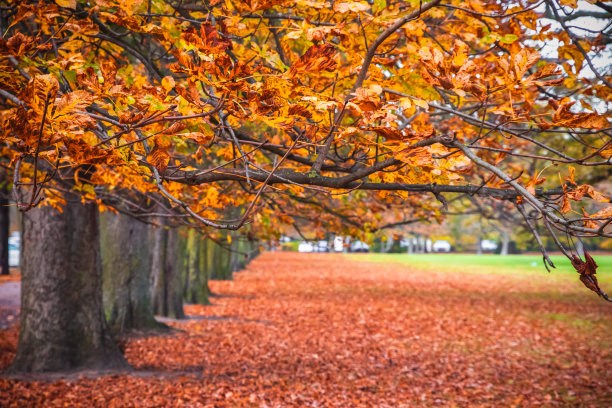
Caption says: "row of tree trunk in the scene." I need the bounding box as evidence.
[9,197,259,373]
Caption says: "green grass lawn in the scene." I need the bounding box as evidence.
[345,253,612,285]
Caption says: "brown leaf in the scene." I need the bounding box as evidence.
[288,104,312,119]
[566,184,610,202]
[552,100,610,129]
[148,145,170,173]
[570,250,608,298]
[182,132,212,145]
[370,126,405,141]
[162,122,187,135]
[560,194,571,214]
[287,43,337,78]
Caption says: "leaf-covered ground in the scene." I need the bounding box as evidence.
[1,252,611,407]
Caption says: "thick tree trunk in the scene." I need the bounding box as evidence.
[211,240,232,280]
[236,237,250,270]
[150,222,166,304]
[153,226,184,318]
[165,227,185,318]
[184,229,210,304]
[100,212,161,331]
[9,199,129,373]
[0,185,9,275]
[229,235,241,272]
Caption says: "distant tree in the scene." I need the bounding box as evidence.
[0,176,9,276]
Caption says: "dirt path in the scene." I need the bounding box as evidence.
[1,253,611,407]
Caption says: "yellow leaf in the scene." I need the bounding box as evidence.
[559,0,577,7]
[56,0,76,9]
[162,76,175,93]
[334,2,370,13]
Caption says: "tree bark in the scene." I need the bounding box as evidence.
[406,237,414,254]
[9,198,129,373]
[184,230,210,304]
[153,226,185,318]
[165,227,185,318]
[100,211,161,331]
[0,184,9,275]
[500,229,510,256]
[211,240,232,280]
[150,221,166,304]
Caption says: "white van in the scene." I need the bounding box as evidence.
[432,240,451,253]
[333,236,344,252]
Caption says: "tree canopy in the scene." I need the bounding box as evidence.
[0,0,611,299]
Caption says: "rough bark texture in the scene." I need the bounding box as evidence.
[100,211,161,331]
[153,226,184,318]
[0,185,9,275]
[9,199,129,373]
[149,222,165,304]
[165,228,185,318]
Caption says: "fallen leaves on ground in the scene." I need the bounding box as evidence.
[0,270,20,283]
[1,253,611,407]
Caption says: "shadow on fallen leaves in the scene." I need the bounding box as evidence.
[1,252,611,407]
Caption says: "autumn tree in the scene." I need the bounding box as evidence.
[1,0,611,373]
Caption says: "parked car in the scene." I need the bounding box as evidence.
[314,240,329,252]
[432,240,451,253]
[8,236,20,267]
[350,240,369,253]
[297,241,314,253]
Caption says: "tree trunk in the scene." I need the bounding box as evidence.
[229,235,240,272]
[0,185,9,276]
[477,235,483,255]
[9,199,129,373]
[179,230,189,299]
[165,227,185,318]
[500,229,510,256]
[150,222,166,304]
[153,226,185,318]
[211,240,232,280]
[100,211,161,331]
[184,229,210,304]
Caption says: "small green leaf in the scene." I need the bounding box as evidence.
[500,34,519,44]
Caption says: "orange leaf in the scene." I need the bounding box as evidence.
[148,145,170,173]
[287,43,337,78]
[552,100,610,129]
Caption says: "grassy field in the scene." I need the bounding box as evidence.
[346,253,612,285]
